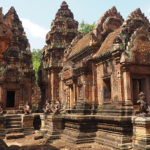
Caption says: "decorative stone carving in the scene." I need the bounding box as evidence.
[137,92,148,115]
[24,102,32,115]
[43,100,51,114]
[93,6,124,40]
[43,99,67,115]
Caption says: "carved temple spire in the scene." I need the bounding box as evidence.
[60,1,68,9]
[4,7,30,51]
[45,1,78,49]
[122,8,150,29]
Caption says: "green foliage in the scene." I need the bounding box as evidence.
[79,21,95,35]
[32,49,42,83]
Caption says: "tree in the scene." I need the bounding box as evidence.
[32,49,42,83]
[78,21,95,35]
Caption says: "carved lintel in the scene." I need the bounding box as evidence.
[112,50,122,64]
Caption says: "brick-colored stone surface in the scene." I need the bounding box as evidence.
[0,7,35,110]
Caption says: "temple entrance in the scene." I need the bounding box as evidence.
[6,91,15,107]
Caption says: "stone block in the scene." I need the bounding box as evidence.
[132,116,150,150]
[0,116,5,129]
[23,115,34,128]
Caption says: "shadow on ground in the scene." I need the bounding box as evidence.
[0,140,59,150]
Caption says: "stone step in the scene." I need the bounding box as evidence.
[6,115,21,119]
[6,124,21,128]
[4,110,23,114]
[6,128,24,134]
[6,120,21,124]
[6,132,25,140]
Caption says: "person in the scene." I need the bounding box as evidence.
[24,101,32,115]
[137,92,148,114]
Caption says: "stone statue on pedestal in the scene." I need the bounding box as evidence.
[137,92,148,115]
[24,102,32,115]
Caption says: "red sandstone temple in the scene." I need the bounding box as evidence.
[0,7,35,110]
[0,1,150,149]
[39,2,150,112]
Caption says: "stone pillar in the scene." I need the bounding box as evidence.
[51,70,59,101]
[44,115,63,143]
[51,70,54,100]
[19,85,24,109]
[117,65,123,101]
[0,86,3,104]
[96,65,103,105]
[0,116,5,139]
[92,63,96,104]
[73,74,91,114]
[40,114,46,129]
[122,67,132,105]
[81,74,88,102]
[73,83,76,106]
[47,70,51,100]
[70,86,74,108]
[132,116,150,150]
[23,114,34,135]
[145,77,150,105]
[39,114,47,134]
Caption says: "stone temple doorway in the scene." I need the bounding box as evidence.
[6,91,15,108]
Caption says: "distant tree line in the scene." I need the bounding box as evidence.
[78,21,95,34]
[32,49,42,83]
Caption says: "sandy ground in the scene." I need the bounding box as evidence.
[3,134,95,150]
[3,134,59,150]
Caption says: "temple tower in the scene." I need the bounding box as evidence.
[39,1,78,105]
[0,7,35,110]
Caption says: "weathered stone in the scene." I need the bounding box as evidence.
[44,115,63,143]
[1,2,150,150]
[0,7,35,111]
[38,1,78,107]
[23,115,34,135]
[34,131,43,140]
[132,116,150,150]
[6,132,24,140]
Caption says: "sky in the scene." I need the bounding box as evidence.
[1,0,150,50]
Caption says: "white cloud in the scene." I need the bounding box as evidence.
[21,18,48,39]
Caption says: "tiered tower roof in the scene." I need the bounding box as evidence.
[45,1,78,51]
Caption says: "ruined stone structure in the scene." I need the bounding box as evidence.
[38,1,78,108]
[0,7,35,110]
[38,2,150,150]
[1,1,150,150]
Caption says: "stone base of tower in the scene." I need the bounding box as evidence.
[59,103,133,149]
[43,115,63,144]
[95,115,133,150]
[62,115,97,144]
